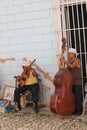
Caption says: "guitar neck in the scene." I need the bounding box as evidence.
[29,59,36,67]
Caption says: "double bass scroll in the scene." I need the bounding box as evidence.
[59,37,67,69]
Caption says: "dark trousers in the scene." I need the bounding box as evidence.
[14,83,39,106]
[73,85,83,114]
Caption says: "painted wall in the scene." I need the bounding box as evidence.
[0,0,61,105]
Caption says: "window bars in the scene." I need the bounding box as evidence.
[59,0,87,96]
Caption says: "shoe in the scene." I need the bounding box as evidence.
[15,107,21,112]
[14,102,21,112]
[72,112,77,115]
[73,113,81,116]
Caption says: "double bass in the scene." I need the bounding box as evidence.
[50,38,76,115]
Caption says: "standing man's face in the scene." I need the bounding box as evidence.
[68,52,76,60]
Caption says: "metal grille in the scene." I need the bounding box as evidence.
[59,0,87,96]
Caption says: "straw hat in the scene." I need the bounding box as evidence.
[68,48,78,55]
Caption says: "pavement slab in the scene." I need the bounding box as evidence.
[0,106,87,130]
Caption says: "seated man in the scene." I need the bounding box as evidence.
[14,60,39,113]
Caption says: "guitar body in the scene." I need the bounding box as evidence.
[18,75,27,87]
[18,59,36,87]
[18,79,25,87]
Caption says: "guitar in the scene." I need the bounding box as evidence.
[18,59,36,87]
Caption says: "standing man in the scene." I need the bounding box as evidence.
[60,48,83,116]
[14,60,39,113]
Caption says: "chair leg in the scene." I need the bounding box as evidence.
[20,95,26,108]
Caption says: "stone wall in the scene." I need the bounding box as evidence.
[0,0,60,104]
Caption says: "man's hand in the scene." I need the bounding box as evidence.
[27,66,31,71]
[60,56,65,62]
[32,69,38,78]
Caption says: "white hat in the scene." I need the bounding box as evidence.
[22,60,29,66]
[68,48,77,55]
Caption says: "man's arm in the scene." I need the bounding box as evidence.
[60,57,80,68]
